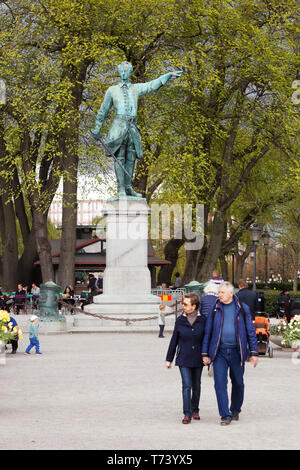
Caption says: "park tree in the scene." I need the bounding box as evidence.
[0,0,298,290]
[0,0,121,288]
[140,0,299,283]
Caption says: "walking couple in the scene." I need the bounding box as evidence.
[165,282,258,425]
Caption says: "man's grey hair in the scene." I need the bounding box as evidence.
[204,281,219,296]
[219,281,234,293]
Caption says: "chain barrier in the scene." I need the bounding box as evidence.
[58,300,181,326]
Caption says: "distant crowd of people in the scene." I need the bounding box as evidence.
[0,282,40,314]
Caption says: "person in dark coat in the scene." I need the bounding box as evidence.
[166,292,206,424]
[277,290,292,322]
[199,281,219,317]
[236,279,258,320]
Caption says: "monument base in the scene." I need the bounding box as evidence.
[84,197,162,320]
[15,315,67,334]
[85,293,160,316]
[38,319,67,334]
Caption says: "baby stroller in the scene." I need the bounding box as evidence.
[254,313,273,357]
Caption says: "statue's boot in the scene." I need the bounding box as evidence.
[125,151,143,198]
[115,158,126,197]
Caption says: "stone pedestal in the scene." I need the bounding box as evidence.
[85,198,160,317]
[0,341,6,365]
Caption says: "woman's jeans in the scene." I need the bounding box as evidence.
[179,366,203,417]
[213,347,245,419]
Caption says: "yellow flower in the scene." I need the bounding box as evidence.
[0,310,10,323]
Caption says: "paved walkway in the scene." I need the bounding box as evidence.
[1,332,300,450]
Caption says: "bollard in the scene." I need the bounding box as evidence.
[38,281,65,322]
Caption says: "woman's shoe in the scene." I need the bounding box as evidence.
[182,416,191,424]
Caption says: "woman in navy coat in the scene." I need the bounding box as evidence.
[166,293,206,424]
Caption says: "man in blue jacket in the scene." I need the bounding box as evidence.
[202,282,258,426]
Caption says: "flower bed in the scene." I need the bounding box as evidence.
[0,310,23,343]
[270,315,300,348]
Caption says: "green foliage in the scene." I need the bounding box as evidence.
[259,290,300,317]
[0,0,299,284]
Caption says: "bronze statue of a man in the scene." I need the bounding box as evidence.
[91,62,182,198]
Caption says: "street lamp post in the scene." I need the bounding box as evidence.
[262,229,270,290]
[250,223,261,291]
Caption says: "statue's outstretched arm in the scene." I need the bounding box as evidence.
[138,70,183,96]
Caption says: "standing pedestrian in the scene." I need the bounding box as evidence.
[277,290,292,323]
[174,273,182,289]
[236,279,258,320]
[166,293,206,424]
[209,270,224,286]
[25,315,42,355]
[199,281,219,318]
[4,315,20,354]
[202,282,258,426]
[158,304,166,338]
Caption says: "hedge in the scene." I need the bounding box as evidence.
[247,282,300,291]
[256,290,300,317]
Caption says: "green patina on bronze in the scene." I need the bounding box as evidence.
[91,62,182,198]
[39,281,65,322]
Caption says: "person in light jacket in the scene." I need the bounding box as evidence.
[158,304,166,338]
[25,315,42,355]
[166,293,206,424]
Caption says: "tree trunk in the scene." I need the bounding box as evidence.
[58,174,78,289]
[292,248,299,293]
[235,244,252,282]
[182,249,200,284]
[157,238,185,286]
[197,211,226,282]
[57,63,86,289]
[18,230,37,286]
[32,210,54,283]
[0,196,18,290]
[220,254,229,281]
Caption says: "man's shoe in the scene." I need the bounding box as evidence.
[182,416,191,424]
[231,412,239,421]
[24,352,30,355]
[192,413,200,420]
[220,417,232,426]
[11,350,17,354]
[36,352,42,355]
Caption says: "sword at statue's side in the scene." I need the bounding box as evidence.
[96,135,133,181]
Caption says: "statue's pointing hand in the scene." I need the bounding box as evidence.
[170,70,183,79]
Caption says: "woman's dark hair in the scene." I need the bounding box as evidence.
[184,292,200,309]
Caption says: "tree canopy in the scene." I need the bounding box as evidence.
[0,0,298,289]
